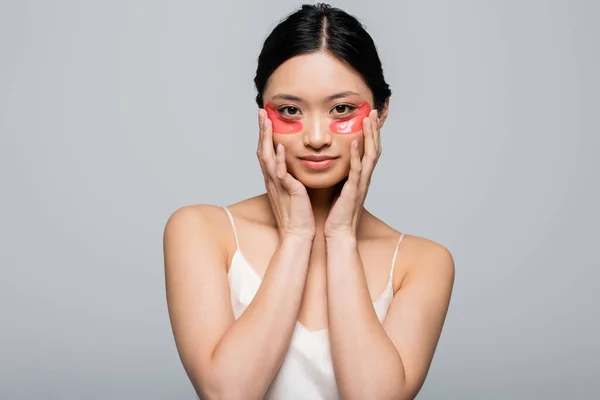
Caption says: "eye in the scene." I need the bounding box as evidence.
[332,104,357,115]
[278,106,302,116]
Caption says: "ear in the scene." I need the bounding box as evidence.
[376,97,390,129]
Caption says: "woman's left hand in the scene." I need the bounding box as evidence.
[324,109,381,239]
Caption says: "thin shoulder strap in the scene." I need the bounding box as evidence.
[389,233,405,279]
[222,206,240,250]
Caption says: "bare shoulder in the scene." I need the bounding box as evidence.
[390,233,455,297]
[362,211,455,285]
[164,194,271,234]
[163,196,273,264]
[164,204,231,243]
[165,204,221,226]
[404,235,455,279]
[163,204,239,266]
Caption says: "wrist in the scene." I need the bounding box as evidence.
[324,233,357,247]
[280,233,315,248]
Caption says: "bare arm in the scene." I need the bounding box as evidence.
[322,105,455,399]
[325,236,454,400]
[164,206,313,399]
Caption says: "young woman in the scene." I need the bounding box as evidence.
[164,4,454,399]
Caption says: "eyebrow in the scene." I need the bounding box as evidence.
[271,91,360,103]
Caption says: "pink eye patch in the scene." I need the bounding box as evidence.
[329,101,371,134]
[264,101,371,135]
[265,103,303,134]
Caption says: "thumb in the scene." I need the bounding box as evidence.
[280,172,305,196]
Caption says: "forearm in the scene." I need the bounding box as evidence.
[210,234,313,399]
[326,236,407,400]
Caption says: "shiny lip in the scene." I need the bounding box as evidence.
[299,155,339,161]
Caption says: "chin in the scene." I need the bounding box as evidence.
[293,172,348,189]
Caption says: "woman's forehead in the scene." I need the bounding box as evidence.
[264,53,370,100]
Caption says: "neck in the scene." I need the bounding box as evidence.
[306,180,345,235]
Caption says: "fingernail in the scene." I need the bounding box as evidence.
[277,143,283,153]
[352,140,358,148]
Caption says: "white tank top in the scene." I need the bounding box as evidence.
[216,206,405,400]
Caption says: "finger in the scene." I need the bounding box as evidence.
[256,109,271,182]
[357,114,377,194]
[362,113,377,163]
[256,109,268,179]
[257,108,264,155]
[258,108,265,126]
[257,111,277,187]
[345,140,362,198]
[361,115,378,173]
[275,143,303,194]
[261,117,277,176]
[275,143,287,180]
[372,110,381,156]
[280,172,304,195]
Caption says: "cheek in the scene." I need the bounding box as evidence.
[329,101,371,134]
[265,103,303,134]
[335,134,365,158]
[272,135,296,156]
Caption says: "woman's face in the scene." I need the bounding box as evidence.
[262,51,387,189]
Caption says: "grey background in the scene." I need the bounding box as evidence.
[1,0,598,399]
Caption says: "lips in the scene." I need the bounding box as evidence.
[299,155,338,162]
[299,155,339,170]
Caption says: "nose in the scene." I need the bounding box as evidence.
[302,116,332,150]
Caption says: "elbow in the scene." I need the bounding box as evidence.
[193,376,264,400]
[341,376,417,400]
[188,368,229,400]
[210,387,265,400]
[190,378,221,400]
[388,380,421,400]
[393,381,423,400]
[217,379,269,400]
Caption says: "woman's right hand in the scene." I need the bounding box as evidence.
[257,109,315,240]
